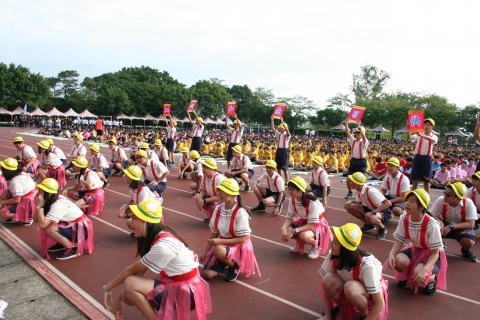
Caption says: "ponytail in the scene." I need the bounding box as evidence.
[236,194,251,216]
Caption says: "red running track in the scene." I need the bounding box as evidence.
[0,128,479,319]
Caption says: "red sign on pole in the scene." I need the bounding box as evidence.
[272,103,286,119]
[187,100,197,112]
[347,106,366,123]
[408,110,425,132]
[163,104,171,115]
[226,102,237,116]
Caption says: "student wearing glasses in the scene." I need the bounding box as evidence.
[280,176,331,260]
[429,182,477,262]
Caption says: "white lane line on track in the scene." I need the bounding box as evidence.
[4,131,480,306]
[0,224,115,320]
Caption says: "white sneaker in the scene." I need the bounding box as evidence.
[289,243,299,253]
[22,219,33,227]
[308,246,320,259]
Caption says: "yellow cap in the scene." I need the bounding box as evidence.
[312,156,323,165]
[123,165,142,181]
[0,158,18,171]
[135,150,148,159]
[405,189,430,209]
[189,150,200,160]
[46,138,54,145]
[354,127,365,133]
[154,139,162,146]
[197,117,203,123]
[74,133,84,141]
[265,160,277,169]
[202,158,217,169]
[278,123,285,129]
[37,178,59,194]
[72,156,88,168]
[333,223,362,251]
[13,136,23,143]
[172,121,177,126]
[387,157,400,167]
[129,199,163,224]
[286,176,307,193]
[90,144,100,153]
[37,140,50,150]
[348,172,366,185]
[424,118,435,126]
[180,147,189,153]
[471,171,480,180]
[140,142,149,149]
[108,137,117,145]
[232,145,242,154]
[449,182,467,199]
[216,178,240,195]
[233,120,239,125]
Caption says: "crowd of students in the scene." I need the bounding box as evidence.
[0,113,479,320]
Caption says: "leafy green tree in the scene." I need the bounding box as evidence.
[351,65,390,101]
[0,63,51,109]
[312,107,348,128]
[277,95,317,131]
[457,104,479,133]
[227,85,260,123]
[188,78,232,118]
[95,85,133,116]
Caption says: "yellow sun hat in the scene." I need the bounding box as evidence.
[0,158,18,171]
[13,136,23,143]
[405,189,430,209]
[278,123,285,129]
[265,160,277,169]
[180,147,189,153]
[72,156,88,168]
[172,120,177,126]
[140,142,149,149]
[154,139,162,146]
[135,150,148,159]
[424,118,436,126]
[197,117,203,124]
[189,150,200,160]
[202,158,217,169]
[387,157,400,167]
[216,178,240,195]
[312,156,323,165]
[37,140,50,150]
[123,165,143,181]
[333,223,362,251]
[348,172,366,185]
[129,199,163,224]
[74,133,84,141]
[233,120,239,125]
[471,171,480,180]
[231,145,242,154]
[449,182,467,199]
[46,138,54,145]
[354,127,365,133]
[108,137,117,145]
[37,178,59,194]
[286,176,307,193]
[90,144,100,153]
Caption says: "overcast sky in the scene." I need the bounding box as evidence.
[2,1,479,109]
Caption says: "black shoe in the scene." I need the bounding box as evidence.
[56,248,78,260]
[244,185,250,193]
[321,306,340,318]
[251,204,266,212]
[4,218,18,224]
[423,278,437,296]
[397,280,409,289]
[238,181,244,187]
[22,219,33,227]
[47,243,66,253]
[376,227,387,239]
[461,248,477,262]
[103,181,110,189]
[345,192,353,199]
[361,224,376,232]
[183,173,187,179]
[129,232,135,237]
[203,218,210,223]
[225,262,240,282]
[112,171,121,177]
